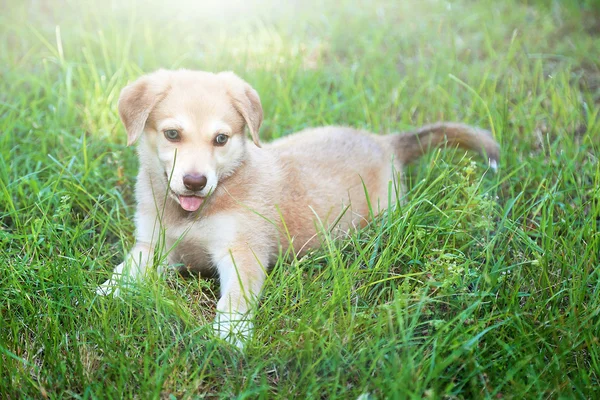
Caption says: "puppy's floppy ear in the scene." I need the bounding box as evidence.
[219,72,263,147]
[118,70,171,146]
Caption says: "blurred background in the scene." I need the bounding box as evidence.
[3,0,599,141]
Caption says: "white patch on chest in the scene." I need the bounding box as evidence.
[164,213,239,271]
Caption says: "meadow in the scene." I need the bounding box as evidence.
[1,0,599,398]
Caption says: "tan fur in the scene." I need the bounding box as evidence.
[98,69,500,347]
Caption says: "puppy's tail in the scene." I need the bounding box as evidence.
[393,122,500,169]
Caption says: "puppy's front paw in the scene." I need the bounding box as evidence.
[213,311,253,350]
[96,279,121,297]
[95,261,130,297]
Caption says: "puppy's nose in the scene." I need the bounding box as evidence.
[182,174,207,192]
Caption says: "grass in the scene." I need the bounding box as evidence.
[1,0,599,397]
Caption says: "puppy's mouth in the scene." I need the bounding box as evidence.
[164,172,206,212]
[178,195,204,212]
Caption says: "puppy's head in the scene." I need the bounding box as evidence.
[118,69,263,212]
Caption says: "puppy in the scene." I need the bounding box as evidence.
[97,69,500,348]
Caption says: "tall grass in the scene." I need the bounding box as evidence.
[1,0,599,397]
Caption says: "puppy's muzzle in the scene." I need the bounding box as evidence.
[183,174,207,192]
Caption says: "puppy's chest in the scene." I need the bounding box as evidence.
[164,213,238,269]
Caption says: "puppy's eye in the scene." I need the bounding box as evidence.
[214,134,229,146]
[164,129,181,141]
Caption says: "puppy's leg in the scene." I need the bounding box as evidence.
[213,248,267,349]
[96,243,154,296]
[96,203,159,296]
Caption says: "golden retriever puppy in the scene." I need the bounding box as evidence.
[97,69,499,348]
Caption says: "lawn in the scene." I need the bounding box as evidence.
[1,0,599,398]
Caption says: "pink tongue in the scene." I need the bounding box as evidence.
[179,195,204,212]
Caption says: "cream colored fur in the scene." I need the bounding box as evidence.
[97,69,500,348]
